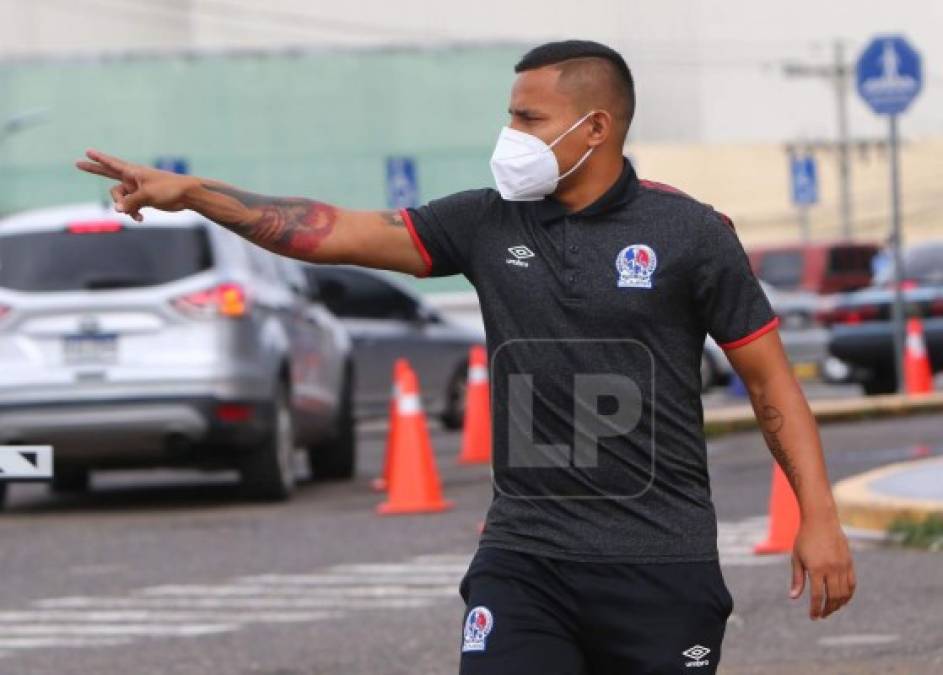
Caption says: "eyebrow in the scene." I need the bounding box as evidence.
[508,107,544,117]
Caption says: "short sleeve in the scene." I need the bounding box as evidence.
[400,189,492,280]
[691,208,779,350]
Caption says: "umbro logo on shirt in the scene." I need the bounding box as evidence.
[506,245,534,267]
[682,644,711,668]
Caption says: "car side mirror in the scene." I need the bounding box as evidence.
[413,304,441,324]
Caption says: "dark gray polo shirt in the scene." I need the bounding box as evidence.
[401,157,778,563]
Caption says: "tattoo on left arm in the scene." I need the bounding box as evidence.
[757,396,801,493]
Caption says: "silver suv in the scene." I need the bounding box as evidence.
[0,203,355,508]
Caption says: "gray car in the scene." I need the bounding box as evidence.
[699,281,829,391]
[302,265,485,429]
[0,203,354,508]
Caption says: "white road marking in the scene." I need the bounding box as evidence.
[0,624,237,637]
[0,518,784,662]
[36,597,438,610]
[235,573,461,585]
[0,638,132,650]
[0,610,338,623]
[411,554,474,564]
[134,584,456,598]
[818,634,900,647]
[718,516,786,567]
[325,563,469,574]
[5,550,465,660]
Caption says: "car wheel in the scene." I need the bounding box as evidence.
[862,369,898,396]
[308,364,356,481]
[440,362,469,430]
[0,482,7,510]
[51,465,91,494]
[239,382,296,501]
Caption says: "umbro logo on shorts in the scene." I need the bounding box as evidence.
[682,643,711,667]
[506,245,534,268]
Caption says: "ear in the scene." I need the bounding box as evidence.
[587,110,612,147]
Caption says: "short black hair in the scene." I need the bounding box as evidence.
[514,40,635,135]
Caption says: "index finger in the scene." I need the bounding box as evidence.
[75,160,121,180]
[85,149,131,175]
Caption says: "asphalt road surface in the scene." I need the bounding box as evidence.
[1,412,942,675]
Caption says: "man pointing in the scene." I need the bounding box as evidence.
[77,39,854,675]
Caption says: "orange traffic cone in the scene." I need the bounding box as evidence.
[754,463,801,555]
[904,317,933,395]
[458,345,492,465]
[372,359,409,492]
[377,366,453,515]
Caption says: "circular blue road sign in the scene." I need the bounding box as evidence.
[856,35,923,115]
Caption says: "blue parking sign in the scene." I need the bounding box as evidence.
[790,155,818,206]
[386,157,419,209]
[154,156,189,174]
[856,36,922,115]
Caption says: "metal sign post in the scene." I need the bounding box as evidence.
[856,35,923,393]
[887,114,906,393]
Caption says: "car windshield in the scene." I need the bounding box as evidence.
[827,245,877,276]
[304,267,419,320]
[757,251,804,290]
[0,225,213,292]
[872,243,943,287]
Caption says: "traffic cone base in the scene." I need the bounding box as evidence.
[377,367,453,516]
[378,498,454,515]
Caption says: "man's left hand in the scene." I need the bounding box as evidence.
[790,514,857,620]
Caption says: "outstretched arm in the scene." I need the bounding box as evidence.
[75,149,428,276]
[725,329,856,620]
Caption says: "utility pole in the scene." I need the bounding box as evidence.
[783,39,854,239]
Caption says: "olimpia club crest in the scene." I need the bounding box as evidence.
[616,244,657,289]
[462,606,494,652]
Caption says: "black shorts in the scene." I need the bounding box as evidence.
[458,545,734,675]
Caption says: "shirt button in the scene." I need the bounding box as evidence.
[569,244,579,253]
[568,273,576,284]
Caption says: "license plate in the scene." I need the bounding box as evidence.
[63,334,118,364]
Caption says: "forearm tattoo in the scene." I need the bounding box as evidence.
[202,184,339,256]
[757,396,801,492]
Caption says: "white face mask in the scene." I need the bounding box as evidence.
[489,110,596,201]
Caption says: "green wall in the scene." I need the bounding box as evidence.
[0,45,525,294]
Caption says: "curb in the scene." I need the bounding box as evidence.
[832,456,943,531]
[704,391,943,438]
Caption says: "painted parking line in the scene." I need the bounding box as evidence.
[818,634,900,647]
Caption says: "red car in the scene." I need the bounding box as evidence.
[748,241,880,295]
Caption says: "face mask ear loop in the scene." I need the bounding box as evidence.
[547,110,596,150]
[558,146,595,181]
